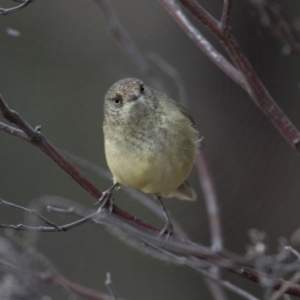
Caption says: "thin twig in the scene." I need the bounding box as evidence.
[4,194,300,297]
[151,51,226,299]
[180,0,300,151]
[157,0,247,90]
[0,121,28,141]
[159,0,300,154]
[0,95,160,233]
[269,248,300,299]
[105,272,118,300]
[286,246,300,261]
[0,196,106,232]
[0,0,32,15]
[103,212,300,298]
[0,197,61,230]
[138,236,258,300]
[93,0,165,93]
[147,52,188,107]
[197,148,225,300]
[197,269,260,300]
[145,51,223,253]
[270,272,300,300]
[63,151,187,237]
[196,150,223,252]
[252,1,300,54]
[0,258,123,300]
[220,0,232,31]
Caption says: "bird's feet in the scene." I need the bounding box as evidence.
[94,190,114,214]
[159,221,174,240]
[94,183,119,213]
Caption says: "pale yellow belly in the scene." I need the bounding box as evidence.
[105,137,195,196]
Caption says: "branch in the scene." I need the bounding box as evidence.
[99,213,300,299]
[0,0,32,15]
[40,197,300,300]
[196,149,223,253]
[105,273,118,300]
[3,193,300,297]
[152,53,225,298]
[158,0,300,154]
[196,148,226,299]
[93,0,166,93]
[0,121,28,141]
[157,0,248,90]
[0,258,123,300]
[138,235,258,300]
[220,0,232,31]
[252,0,300,54]
[144,52,223,253]
[64,152,188,237]
[147,52,188,106]
[0,197,61,230]
[0,95,159,233]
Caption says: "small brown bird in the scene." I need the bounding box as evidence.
[103,78,199,235]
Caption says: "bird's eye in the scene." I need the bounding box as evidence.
[140,84,145,93]
[113,98,122,106]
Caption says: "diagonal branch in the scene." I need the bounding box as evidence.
[64,152,188,237]
[220,0,232,31]
[2,194,300,297]
[196,149,223,252]
[158,0,300,154]
[94,0,166,93]
[158,0,248,90]
[0,258,124,300]
[252,0,300,54]
[0,0,33,15]
[151,53,226,298]
[0,95,159,233]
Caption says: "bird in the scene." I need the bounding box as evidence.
[102,78,199,236]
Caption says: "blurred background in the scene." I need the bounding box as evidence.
[1,0,300,299]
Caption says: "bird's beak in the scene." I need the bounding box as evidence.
[129,93,139,102]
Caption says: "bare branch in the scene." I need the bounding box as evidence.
[147,52,188,107]
[286,246,300,261]
[220,0,232,31]
[0,257,123,300]
[138,236,258,300]
[64,151,188,237]
[154,52,226,298]
[94,0,165,92]
[150,48,225,297]
[0,121,28,141]
[0,197,61,230]
[159,0,300,154]
[270,272,300,300]
[105,214,300,298]
[252,0,300,55]
[105,273,118,300]
[157,0,248,90]
[196,148,225,299]
[148,51,224,253]
[196,149,223,252]
[0,94,161,233]
[0,0,33,16]
[4,194,300,297]
[198,269,260,300]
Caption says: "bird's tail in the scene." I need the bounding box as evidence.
[164,181,197,201]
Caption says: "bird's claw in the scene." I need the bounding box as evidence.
[95,190,114,214]
[159,222,174,240]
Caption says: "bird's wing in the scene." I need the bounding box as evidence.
[170,99,195,127]
[159,91,195,127]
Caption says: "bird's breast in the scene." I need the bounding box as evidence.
[104,121,196,195]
